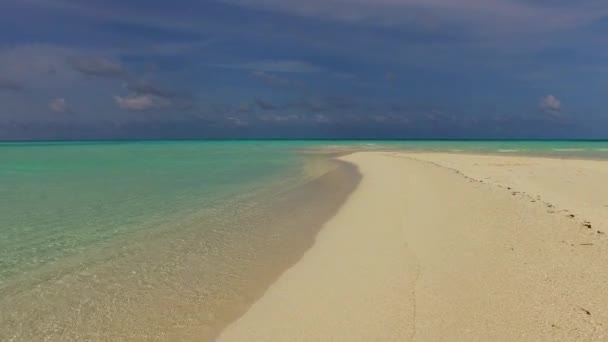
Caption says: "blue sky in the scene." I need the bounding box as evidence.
[1,0,607,139]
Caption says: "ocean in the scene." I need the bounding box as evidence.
[1,140,607,340]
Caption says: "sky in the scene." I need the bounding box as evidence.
[1,0,608,140]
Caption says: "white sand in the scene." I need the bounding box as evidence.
[218,152,608,341]
[402,152,608,232]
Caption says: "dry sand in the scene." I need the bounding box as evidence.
[218,152,608,341]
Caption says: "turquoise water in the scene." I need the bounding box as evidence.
[1,141,355,340]
[1,139,607,340]
[0,141,305,282]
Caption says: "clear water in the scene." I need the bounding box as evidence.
[1,139,607,340]
[0,141,356,341]
[0,141,305,282]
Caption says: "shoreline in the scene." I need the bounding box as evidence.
[219,151,608,341]
[204,159,362,340]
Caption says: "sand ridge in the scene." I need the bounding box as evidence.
[218,152,608,341]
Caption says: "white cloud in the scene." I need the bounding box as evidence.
[114,94,170,111]
[540,94,561,112]
[49,97,68,113]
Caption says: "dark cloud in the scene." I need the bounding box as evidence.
[71,57,127,78]
[255,98,276,110]
[385,72,397,81]
[250,70,293,87]
[22,0,603,40]
[294,96,360,113]
[212,60,322,73]
[127,80,192,99]
[246,60,321,73]
[0,78,22,91]
[221,0,607,36]
[0,0,605,140]
[236,104,254,114]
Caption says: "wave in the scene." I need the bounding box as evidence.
[552,148,586,152]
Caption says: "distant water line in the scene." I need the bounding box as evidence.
[297,140,608,160]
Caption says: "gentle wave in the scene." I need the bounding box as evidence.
[497,149,519,153]
[552,148,586,152]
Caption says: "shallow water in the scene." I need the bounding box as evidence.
[0,141,361,340]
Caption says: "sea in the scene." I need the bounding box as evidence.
[1,140,607,340]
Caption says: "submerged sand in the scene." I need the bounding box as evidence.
[0,159,360,342]
[219,152,608,341]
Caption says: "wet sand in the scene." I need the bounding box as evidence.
[219,152,608,341]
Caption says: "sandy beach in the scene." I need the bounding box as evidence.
[219,151,608,341]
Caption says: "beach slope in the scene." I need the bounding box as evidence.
[218,152,608,341]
